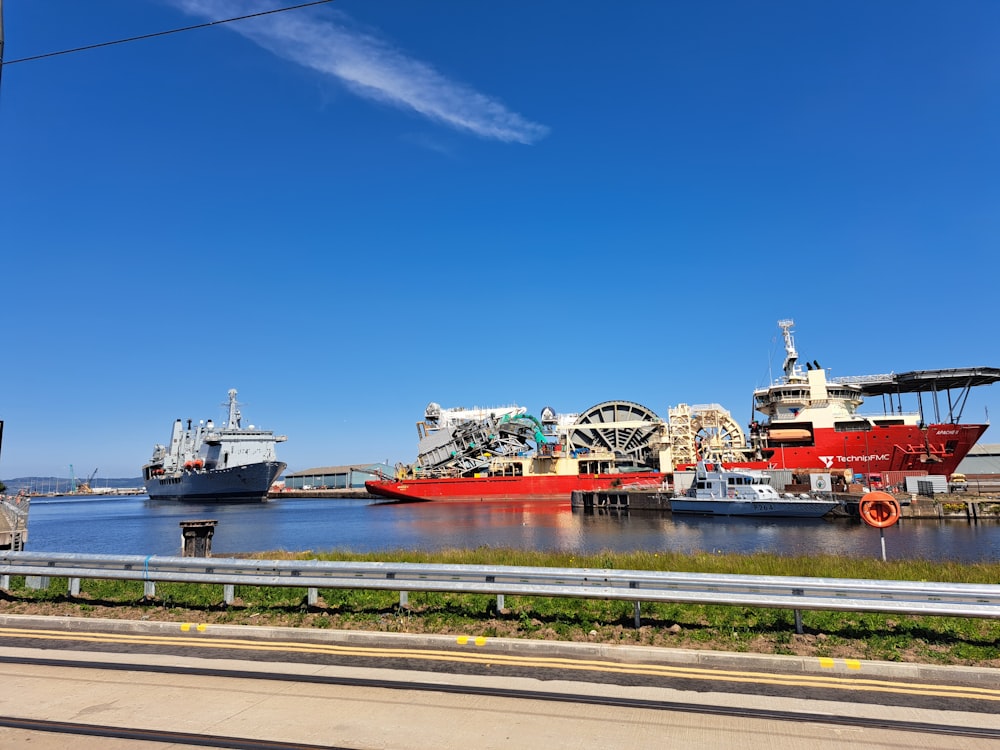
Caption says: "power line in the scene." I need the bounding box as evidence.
[2,0,334,66]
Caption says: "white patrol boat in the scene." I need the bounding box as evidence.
[671,462,839,518]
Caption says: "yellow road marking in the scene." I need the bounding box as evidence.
[0,626,996,702]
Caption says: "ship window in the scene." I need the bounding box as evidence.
[828,389,860,400]
[834,421,871,432]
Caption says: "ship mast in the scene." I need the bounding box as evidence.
[777,319,798,380]
[226,389,242,429]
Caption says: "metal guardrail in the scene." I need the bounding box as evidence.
[1,552,999,632]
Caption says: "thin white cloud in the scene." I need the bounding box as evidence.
[166,0,549,144]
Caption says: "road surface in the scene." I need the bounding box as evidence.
[0,614,997,749]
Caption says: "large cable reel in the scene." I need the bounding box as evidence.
[690,404,748,463]
[565,400,662,465]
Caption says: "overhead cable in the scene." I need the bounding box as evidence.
[2,0,334,66]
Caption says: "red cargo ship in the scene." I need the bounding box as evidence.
[366,321,998,502]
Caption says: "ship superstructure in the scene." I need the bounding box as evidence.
[143,389,286,502]
[658,321,997,476]
[731,320,996,476]
[408,402,550,478]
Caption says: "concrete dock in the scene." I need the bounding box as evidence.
[0,496,29,550]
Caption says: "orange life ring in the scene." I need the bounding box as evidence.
[859,491,900,529]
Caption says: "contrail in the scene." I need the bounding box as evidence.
[168,0,549,144]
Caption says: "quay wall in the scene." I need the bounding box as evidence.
[269,488,371,499]
[572,488,1000,519]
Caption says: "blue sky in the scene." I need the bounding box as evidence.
[1,0,998,479]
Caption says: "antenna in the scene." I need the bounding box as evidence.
[0,0,5,88]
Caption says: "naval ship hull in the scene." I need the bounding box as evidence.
[145,461,286,503]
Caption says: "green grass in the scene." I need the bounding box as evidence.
[2,548,998,665]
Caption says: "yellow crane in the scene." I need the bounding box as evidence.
[76,468,99,494]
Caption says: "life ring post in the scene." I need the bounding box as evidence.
[859,491,901,561]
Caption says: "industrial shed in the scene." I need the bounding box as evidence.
[283,464,390,490]
[957,444,1000,475]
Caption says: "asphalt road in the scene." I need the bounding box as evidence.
[0,614,998,749]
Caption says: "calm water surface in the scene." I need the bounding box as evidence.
[23,494,1000,562]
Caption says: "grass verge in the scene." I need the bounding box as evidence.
[1,547,997,666]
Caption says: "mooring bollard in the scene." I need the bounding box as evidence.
[180,519,218,557]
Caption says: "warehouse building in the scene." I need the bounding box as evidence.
[283,464,390,491]
[957,444,1000,475]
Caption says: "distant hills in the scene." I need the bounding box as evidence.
[1,477,145,493]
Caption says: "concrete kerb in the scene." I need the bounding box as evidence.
[0,613,995,687]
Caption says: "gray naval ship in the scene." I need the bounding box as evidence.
[142,389,287,502]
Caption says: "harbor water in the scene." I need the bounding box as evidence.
[23,493,1000,562]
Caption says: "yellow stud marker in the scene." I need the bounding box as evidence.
[197,624,207,632]
[819,657,835,669]
[474,636,487,647]
[456,636,469,645]
[180,623,191,632]
[845,659,861,670]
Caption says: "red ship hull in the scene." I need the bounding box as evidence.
[679,423,987,476]
[365,471,664,503]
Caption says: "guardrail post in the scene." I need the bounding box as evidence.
[0,574,8,590]
[387,572,408,609]
[793,588,804,634]
[223,584,235,605]
[630,581,641,628]
[486,576,503,612]
[68,578,80,597]
[307,587,318,606]
[25,576,48,590]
